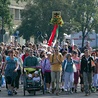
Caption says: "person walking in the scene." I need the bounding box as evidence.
[3,50,19,96]
[41,52,51,93]
[72,51,80,93]
[80,49,94,96]
[14,50,23,94]
[62,53,75,94]
[23,49,39,67]
[50,46,63,95]
[0,46,2,91]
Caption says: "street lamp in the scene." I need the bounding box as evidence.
[15,30,19,41]
[14,30,19,46]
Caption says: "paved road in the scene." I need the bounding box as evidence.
[0,85,98,98]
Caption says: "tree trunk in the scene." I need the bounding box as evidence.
[82,31,85,48]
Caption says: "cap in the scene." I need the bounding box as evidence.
[34,71,38,74]
[28,74,32,78]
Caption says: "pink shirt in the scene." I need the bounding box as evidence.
[72,57,80,70]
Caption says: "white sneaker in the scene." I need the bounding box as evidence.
[64,89,67,92]
[1,84,6,88]
[0,87,1,91]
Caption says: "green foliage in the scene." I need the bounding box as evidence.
[69,0,98,47]
[0,0,12,30]
[17,0,72,41]
[17,0,98,47]
[15,0,27,3]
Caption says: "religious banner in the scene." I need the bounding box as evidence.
[48,11,64,46]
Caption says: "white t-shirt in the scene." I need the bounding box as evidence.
[33,77,40,82]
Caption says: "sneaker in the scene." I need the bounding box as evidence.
[72,87,74,92]
[8,91,13,96]
[52,89,55,94]
[64,89,67,92]
[61,87,64,91]
[47,89,51,93]
[89,90,91,95]
[75,89,77,93]
[81,87,84,92]
[97,88,98,91]
[85,93,89,96]
[0,87,1,92]
[13,90,17,95]
[70,90,73,94]
[56,92,59,96]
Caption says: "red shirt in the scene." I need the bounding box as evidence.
[22,54,29,62]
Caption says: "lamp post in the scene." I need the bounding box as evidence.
[14,30,19,40]
[14,31,19,46]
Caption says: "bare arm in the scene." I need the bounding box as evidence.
[14,61,19,72]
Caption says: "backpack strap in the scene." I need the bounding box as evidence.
[52,54,54,63]
[64,60,67,71]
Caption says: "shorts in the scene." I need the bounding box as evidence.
[5,76,14,86]
[44,72,51,84]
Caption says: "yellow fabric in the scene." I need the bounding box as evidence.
[50,53,63,71]
[24,68,36,72]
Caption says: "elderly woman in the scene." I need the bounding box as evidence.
[62,53,74,94]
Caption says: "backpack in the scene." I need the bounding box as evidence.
[63,59,77,72]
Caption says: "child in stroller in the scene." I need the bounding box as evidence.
[27,71,40,87]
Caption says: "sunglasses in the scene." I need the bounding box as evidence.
[55,50,58,51]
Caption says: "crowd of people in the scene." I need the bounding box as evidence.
[0,40,98,96]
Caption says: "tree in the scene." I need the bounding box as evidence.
[0,0,12,31]
[15,0,27,3]
[69,0,98,47]
[0,0,13,42]
[17,0,98,47]
[17,0,72,41]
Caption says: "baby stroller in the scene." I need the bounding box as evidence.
[23,66,45,96]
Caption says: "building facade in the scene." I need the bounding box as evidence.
[9,0,27,29]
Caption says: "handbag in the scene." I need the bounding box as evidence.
[73,63,77,72]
